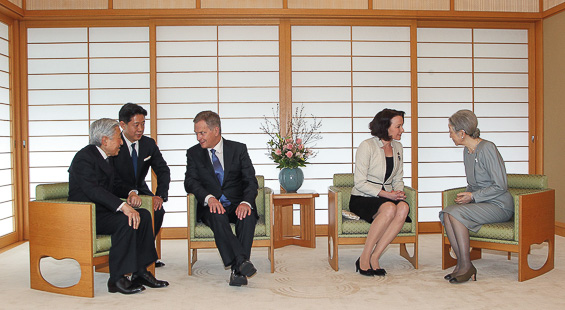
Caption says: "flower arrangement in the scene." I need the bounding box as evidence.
[261,104,322,169]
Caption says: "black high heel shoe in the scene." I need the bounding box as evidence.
[449,265,477,284]
[370,262,386,276]
[355,258,374,276]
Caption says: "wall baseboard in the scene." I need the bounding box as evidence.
[556,222,565,237]
[418,221,442,234]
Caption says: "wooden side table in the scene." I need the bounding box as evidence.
[272,191,319,249]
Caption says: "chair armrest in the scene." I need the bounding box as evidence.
[515,189,555,242]
[187,194,197,240]
[29,200,96,260]
[404,186,417,231]
[328,186,345,235]
[442,187,467,209]
[264,187,273,236]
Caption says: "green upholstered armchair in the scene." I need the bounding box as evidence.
[29,182,156,297]
[442,174,555,282]
[187,175,274,275]
[328,173,418,271]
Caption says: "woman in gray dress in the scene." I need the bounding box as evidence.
[439,110,514,284]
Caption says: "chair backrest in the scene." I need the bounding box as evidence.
[332,173,354,211]
[333,173,354,187]
[507,174,547,189]
[255,175,265,216]
[35,182,69,200]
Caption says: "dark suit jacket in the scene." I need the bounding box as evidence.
[68,144,132,213]
[184,138,258,221]
[111,134,170,200]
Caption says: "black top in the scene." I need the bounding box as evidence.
[384,156,394,189]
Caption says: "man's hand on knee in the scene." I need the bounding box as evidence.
[122,204,141,229]
[235,203,252,220]
[208,197,226,214]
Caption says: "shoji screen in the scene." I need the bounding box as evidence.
[0,22,12,237]
[156,25,279,228]
[291,26,412,224]
[417,28,529,221]
[27,27,150,199]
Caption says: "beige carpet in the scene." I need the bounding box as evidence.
[1,234,564,309]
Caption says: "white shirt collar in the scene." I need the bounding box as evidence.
[209,138,224,154]
[122,133,139,154]
[96,146,108,160]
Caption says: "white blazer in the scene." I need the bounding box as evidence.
[351,137,404,197]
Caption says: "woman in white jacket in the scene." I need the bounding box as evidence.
[350,109,410,277]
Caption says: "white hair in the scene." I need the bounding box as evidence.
[89,118,119,146]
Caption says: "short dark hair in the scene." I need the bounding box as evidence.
[369,108,405,141]
[194,110,221,133]
[119,102,147,123]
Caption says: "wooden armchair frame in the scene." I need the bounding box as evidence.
[441,174,555,282]
[327,173,418,271]
[187,176,274,275]
[29,182,156,297]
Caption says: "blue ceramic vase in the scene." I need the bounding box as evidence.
[278,167,304,193]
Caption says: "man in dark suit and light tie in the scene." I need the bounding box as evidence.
[112,103,170,267]
[184,110,259,286]
[68,118,169,294]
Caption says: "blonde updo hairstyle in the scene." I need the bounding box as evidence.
[448,109,480,139]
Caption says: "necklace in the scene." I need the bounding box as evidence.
[467,138,482,154]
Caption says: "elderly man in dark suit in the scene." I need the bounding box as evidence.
[184,110,259,286]
[111,103,170,267]
[68,118,169,295]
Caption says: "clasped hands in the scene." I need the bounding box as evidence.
[455,192,473,204]
[381,190,407,201]
[208,197,252,220]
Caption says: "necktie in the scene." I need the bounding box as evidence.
[131,143,138,177]
[211,149,230,206]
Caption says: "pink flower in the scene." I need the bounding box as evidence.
[285,138,293,143]
[285,144,293,150]
[275,149,282,155]
[286,151,293,158]
[298,144,304,150]
[296,138,302,144]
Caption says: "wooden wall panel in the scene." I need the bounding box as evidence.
[202,0,282,9]
[7,0,22,8]
[373,0,450,11]
[114,0,196,9]
[543,12,565,223]
[455,0,539,12]
[26,0,108,10]
[544,0,565,10]
[287,0,367,9]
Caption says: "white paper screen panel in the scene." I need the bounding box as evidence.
[156,25,279,228]
[0,21,12,238]
[292,26,412,223]
[27,27,151,199]
[417,28,529,222]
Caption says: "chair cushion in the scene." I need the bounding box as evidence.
[94,235,111,257]
[193,217,268,239]
[470,221,514,241]
[342,219,412,235]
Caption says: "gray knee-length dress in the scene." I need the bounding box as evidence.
[439,140,514,233]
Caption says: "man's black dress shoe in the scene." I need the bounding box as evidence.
[108,276,145,294]
[237,260,257,278]
[155,260,165,268]
[229,270,248,287]
[131,270,169,288]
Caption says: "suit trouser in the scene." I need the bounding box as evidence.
[154,207,165,236]
[202,205,257,268]
[96,208,158,282]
